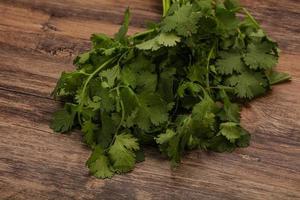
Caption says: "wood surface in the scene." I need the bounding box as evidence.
[0,0,299,199]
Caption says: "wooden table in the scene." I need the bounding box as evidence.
[0,0,299,199]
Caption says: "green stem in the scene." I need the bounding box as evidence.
[104,87,127,152]
[206,45,215,91]
[242,8,260,29]
[78,71,90,76]
[77,57,115,124]
[127,87,142,106]
[115,87,125,134]
[110,85,127,92]
[81,58,115,101]
[210,86,235,90]
[198,84,208,94]
[118,51,128,64]
[129,29,155,40]
[162,0,171,17]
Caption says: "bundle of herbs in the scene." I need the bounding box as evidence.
[50,0,290,178]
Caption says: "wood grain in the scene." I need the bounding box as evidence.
[0,0,299,199]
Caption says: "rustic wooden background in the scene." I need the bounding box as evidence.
[0,0,299,199]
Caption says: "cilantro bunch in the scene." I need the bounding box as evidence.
[51,0,290,178]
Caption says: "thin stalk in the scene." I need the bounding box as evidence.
[77,57,115,124]
[210,86,235,90]
[117,51,128,64]
[129,29,155,40]
[104,87,129,152]
[109,85,129,93]
[81,58,115,101]
[77,71,90,76]
[242,8,260,29]
[115,87,125,135]
[162,0,171,17]
[206,45,215,91]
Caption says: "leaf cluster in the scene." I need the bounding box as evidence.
[50,0,290,178]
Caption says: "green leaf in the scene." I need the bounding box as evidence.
[121,85,168,131]
[89,79,116,112]
[157,67,176,102]
[82,120,97,147]
[135,71,157,92]
[50,105,76,133]
[267,71,291,85]
[161,3,201,37]
[249,29,265,41]
[191,92,219,136]
[114,8,131,43]
[136,33,180,51]
[78,52,90,64]
[86,146,114,179]
[100,65,120,88]
[157,33,181,46]
[157,116,196,166]
[120,87,139,119]
[108,133,139,173]
[187,65,206,85]
[121,67,137,88]
[156,129,176,144]
[87,96,101,111]
[208,135,235,152]
[91,33,114,49]
[97,112,117,149]
[166,135,181,167]
[134,92,169,130]
[226,72,268,99]
[219,90,240,123]
[244,42,278,70]
[192,91,218,115]
[216,51,245,75]
[195,0,213,14]
[156,128,181,166]
[136,37,161,51]
[51,72,84,97]
[216,7,239,30]
[218,122,241,143]
[177,82,202,97]
[121,55,156,92]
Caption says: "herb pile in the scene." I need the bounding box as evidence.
[50,0,290,178]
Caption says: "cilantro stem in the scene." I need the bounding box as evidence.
[129,29,155,40]
[77,57,115,124]
[210,86,235,90]
[206,44,215,91]
[127,87,142,106]
[162,0,171,17]
[241,8,260,29]
[117,51,128,65]
[109,85,131,93]
[78,71,90,76]
[115,87,125,135]
[104,87,127,152]
[198,84,207,94]
[81,58,115,100]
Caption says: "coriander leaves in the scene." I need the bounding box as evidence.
[51,0,290,179]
